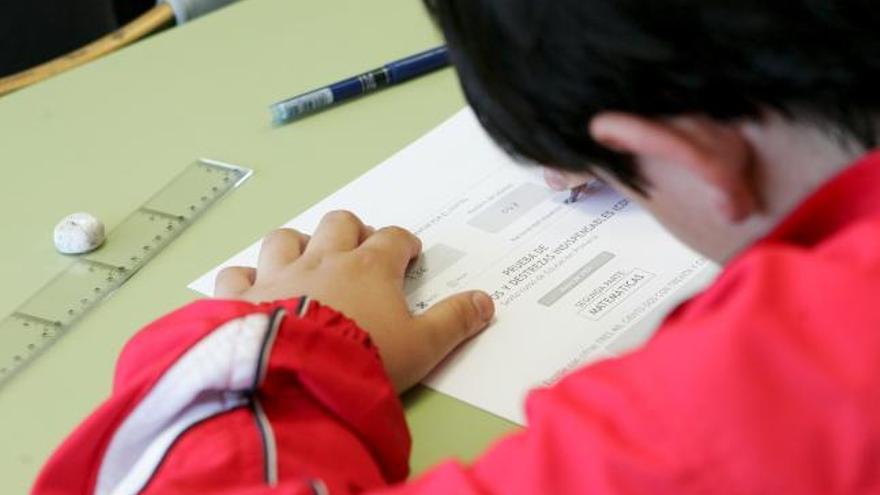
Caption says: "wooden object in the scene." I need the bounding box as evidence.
[0,3,175,96]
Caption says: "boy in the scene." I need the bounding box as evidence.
[34,0,880,493]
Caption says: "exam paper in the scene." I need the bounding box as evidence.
[189,108,716,424]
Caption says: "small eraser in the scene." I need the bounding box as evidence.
[54,212,105,254]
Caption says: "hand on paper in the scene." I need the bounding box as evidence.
[213,210,496,392]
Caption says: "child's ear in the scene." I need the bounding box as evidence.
[588,112,758,222]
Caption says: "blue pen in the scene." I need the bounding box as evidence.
[270,46,451,125]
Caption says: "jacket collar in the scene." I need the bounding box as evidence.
[762,149,880,247]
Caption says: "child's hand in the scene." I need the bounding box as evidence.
[543,166,597,191]
[213,210,495,392]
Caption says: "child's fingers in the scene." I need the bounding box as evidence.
[306,210,369,254]
[214,266,257,298]
[359,226,422,277]
[361,225,376,242]
[542,167,597,191]
[257,228,309,277]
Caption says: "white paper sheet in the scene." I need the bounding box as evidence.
[189,108,716,424]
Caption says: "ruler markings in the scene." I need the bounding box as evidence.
[11,313,61,327]
[139,207,185,222]
[79,258,126,272]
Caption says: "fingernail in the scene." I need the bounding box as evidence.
[543,169,569,191]
[472,292,494,323]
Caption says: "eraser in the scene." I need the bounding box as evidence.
[54,212,105,254]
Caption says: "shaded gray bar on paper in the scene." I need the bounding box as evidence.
[404,243,466,295]
[537,251,615,307]
[467,183,550,234]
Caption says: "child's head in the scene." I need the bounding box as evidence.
[427,0,880,260]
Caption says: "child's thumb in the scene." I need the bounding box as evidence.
[416,291,495,354]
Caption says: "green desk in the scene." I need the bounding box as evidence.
[0,0,515,491]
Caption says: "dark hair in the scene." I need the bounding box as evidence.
[425,0,880,189]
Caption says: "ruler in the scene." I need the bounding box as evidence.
[0,159,251,386]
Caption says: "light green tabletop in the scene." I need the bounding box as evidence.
[0,0,516,491]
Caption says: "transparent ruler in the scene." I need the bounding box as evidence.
[0,159,251,386]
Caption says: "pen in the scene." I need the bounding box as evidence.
[564,179,603,204]
[270,46,451,125]
[565,185,587,204]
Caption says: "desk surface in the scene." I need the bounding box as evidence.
[0,0,516,491]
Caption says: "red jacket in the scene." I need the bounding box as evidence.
[34,151,880,494]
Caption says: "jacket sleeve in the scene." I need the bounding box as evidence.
[32,296,410,495]
[37,295,706,495]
